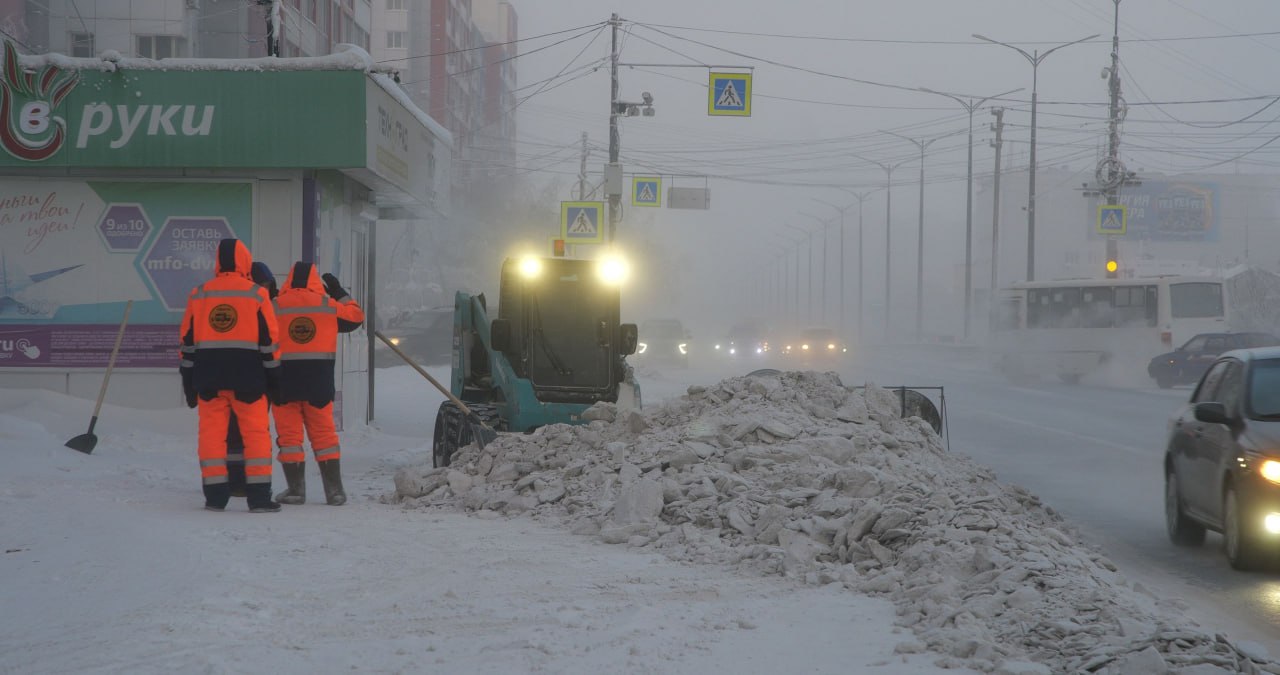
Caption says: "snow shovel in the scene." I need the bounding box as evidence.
[65,300,133,454]
[374,330,497,449]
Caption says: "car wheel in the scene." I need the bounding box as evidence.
[1224,485,1266,571]
[1165,468,1205,547]
[1155,375,1174,389]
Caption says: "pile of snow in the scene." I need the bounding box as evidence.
[392,371,1279,674]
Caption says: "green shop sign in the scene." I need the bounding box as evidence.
[0,42,367,168]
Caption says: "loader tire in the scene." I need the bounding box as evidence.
[432,401,501,468]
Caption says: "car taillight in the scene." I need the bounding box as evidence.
[1161,331,1172,347]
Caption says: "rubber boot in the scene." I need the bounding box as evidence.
[318,459,346,506]
[275,461,306,505]
[245,484,282,513]
[203,483,231,511]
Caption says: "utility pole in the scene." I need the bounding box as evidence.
[990,108,1005,308]
[884,131,942,342]
[607,13,621,243]
[577,132,589,199]
[1103,0,1124,275]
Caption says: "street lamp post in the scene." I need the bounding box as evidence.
[853,155,911,341]
[814,197,856,339]
[799,212,832,325]
[883,130,945,342]
[837,188,881,345]
[781,226,811,323]
[917,86,1022,340]
[972,33,1099,281]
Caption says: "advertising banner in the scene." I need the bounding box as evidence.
[1086,181,1217,242]
[0,179,252,367]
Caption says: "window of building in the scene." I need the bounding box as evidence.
[386,31,406,49]
[137,35,182,59]
[387,0,404,9]
[70,32,94,58]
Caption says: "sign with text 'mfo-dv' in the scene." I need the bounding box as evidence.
[560,201,604,245]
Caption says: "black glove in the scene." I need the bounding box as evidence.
[181,371,197,409]
[321,273,348,300]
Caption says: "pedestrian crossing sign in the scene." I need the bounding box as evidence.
[1097,203,1127,235]
[561,201,605,244]
[632,176,662,207]
[709,71,752,117]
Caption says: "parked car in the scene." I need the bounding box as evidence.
[636,318,690,367]
[1164,347,1280,570]
[1148,332,1280,388]
[374,306,454,368]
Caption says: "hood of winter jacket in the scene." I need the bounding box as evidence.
[250,261,277,298]
[283,261,325,295]
[215,239,253,277]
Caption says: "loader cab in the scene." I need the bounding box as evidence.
[493,256,636,405]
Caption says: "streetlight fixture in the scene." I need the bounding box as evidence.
[852,154,912,341]
[883,129,950,342]
[972,32,1099,281]
[917,86,1022,341]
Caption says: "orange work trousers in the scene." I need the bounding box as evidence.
[198,392,272,486]
[272,401,341,464]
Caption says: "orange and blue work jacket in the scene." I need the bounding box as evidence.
[179,239,281,399]
[274,262,365,406]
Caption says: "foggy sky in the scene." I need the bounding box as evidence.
[501,1,1280,341]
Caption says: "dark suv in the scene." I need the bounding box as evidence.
[1148,332,1279,388]
[1164,347,1280,570]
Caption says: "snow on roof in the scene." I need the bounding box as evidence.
[370,72,454,150]
[17,43,379,73]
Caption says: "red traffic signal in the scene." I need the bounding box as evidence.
[553,239,566,257]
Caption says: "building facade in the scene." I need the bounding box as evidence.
[12,0,370,60]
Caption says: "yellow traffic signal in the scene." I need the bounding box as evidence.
[1105,259,1119,278]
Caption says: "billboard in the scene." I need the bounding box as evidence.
[0,179,252,368]
[1086,181,1217,242]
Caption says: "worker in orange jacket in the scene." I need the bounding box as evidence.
[272,262,365,505]
[225,261,278,498]
[179,239,282,513]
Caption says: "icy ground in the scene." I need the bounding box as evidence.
[393,370,1280,675]
[1,367,971,675]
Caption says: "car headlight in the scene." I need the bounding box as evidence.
[729,347,736,355]
[1261,459,1280,484]
[827,343,836,350]
[714,344,721,351]
[678,343,688,355]
[389,337,401,346]
[637,342,648,354]
[801,344,810,351]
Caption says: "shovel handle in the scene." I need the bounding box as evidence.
[374,330,494,430]
[90,300,133,419]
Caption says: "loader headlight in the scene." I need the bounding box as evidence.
[1261,459,1280,484]
[519,256,542,279]
[597,255,629,285]
[678,343,688,355]
[637,342,648,354]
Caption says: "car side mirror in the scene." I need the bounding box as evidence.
[620,323,639,356]
[490,319,511,352]
[1194,402,1231,425]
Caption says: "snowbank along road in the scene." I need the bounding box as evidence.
[394,370,1280,674]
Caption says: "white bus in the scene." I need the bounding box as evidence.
[991,275,1227,384]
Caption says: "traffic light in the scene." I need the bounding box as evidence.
[1105,258,1119,278]
[552,238,566,257]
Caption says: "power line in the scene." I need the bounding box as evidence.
[374,21,606,64]
[397,24,603,87]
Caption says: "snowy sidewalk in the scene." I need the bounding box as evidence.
[0,384,970,674]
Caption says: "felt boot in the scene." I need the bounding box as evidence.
[318,459,346,506]
[245,484,282,513]
[203,483,231,511]
[274,461,306,505]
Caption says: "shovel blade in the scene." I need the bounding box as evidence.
[470,421,498,451]
[64,433,97,454]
